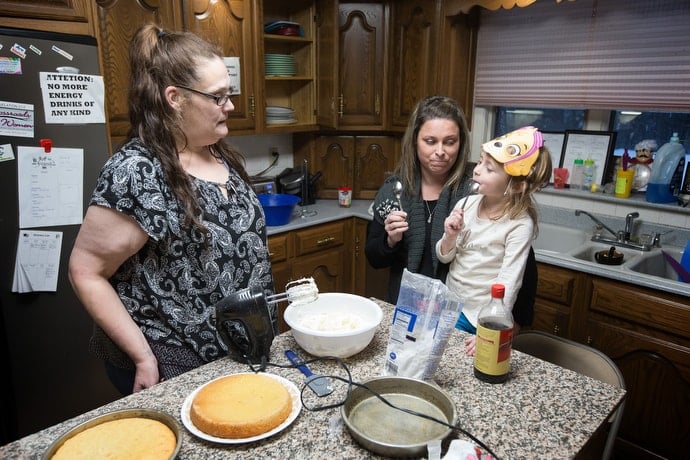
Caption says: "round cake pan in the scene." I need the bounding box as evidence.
[42,408,182,459]
[341,376,457,457]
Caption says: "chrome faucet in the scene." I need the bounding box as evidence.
[624,212,639,241]
[574,210,617,237]
[574,209,651,251]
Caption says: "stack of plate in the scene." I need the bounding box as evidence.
[264,54,296,77]
[266,106,297,125]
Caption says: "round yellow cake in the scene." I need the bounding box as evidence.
[190,373,292,439]
[50,417,176,460]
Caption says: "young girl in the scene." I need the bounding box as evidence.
[435,126,552,355]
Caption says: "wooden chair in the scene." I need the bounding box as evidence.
[512,330,625,460]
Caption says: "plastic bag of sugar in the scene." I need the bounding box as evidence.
[383,269,463,381]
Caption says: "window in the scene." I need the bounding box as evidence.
[495,107,584,134]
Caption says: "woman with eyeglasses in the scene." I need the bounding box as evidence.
[69,24,274,395]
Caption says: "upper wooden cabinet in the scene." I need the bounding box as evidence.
[184,0,257,133]
[317,0,477,131]
[0,0,97,36]
[317,1,389,130]
[389,0,478,128]
[94,0,182,145]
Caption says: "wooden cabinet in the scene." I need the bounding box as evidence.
[352,218,390,300]
[294,133,399,200]
[267,220,352,332]
[389,0,478,127]
[94,0,183,145]
[0,0,97,36]
[261,0,318,132]
[317,0,476,131]
[585,277,690,459]
[96,0,258,143]
[534,262,690,459]
[532,263,590,337]
[185,0,257,133]
[317,2,388,130]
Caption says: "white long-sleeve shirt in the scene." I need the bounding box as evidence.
[436,194,533,327]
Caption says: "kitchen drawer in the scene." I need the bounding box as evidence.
[294,221,346,257]
[590,277,690,338]
[267,234,289,263]
[536,263,578,307]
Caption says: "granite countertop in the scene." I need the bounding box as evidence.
[265,199,373,236]
[1,301,625,460]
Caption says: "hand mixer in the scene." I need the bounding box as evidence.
[215,278,318,365]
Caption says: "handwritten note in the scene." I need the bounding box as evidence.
[17,146,84,228]
[12,230,63,293]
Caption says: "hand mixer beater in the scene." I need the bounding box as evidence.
[215,278,318,365]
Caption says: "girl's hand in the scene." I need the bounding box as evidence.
[464,335,476,356]
[385,210,408,247]
[444,208,465,239]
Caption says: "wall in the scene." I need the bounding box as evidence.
[227,133,293,177]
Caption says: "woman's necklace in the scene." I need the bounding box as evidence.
[424,199,438,223]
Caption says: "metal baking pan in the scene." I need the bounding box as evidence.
[341,376,457,457]
[42,408,182,459]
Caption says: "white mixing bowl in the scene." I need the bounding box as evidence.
[283,293,383,358]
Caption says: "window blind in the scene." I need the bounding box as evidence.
[474,0,690,111]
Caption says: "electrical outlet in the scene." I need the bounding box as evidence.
[269,147,279,159]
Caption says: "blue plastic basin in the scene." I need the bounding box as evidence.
[258,193,300,226]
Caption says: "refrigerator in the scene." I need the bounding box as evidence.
[0,27,121,442]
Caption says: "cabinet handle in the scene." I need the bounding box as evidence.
[553,324,560,335]
[269,251,275,258]
[316,236,336,246]
[587,336,593,345]
[338,94,344,117]
[249,95,255,118]
[375,93,380,115]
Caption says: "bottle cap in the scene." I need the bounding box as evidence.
[584,158,594,165]
[491,284,505,298]
[574,158,584,165]
[671,132,680,143]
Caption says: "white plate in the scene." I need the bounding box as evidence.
[266,118,298,125]
[180,372,301,444]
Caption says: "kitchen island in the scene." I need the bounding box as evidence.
[1,300,625,459]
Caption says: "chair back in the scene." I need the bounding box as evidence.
[513,330,625,460]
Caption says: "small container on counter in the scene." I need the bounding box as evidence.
[338,187,352,207]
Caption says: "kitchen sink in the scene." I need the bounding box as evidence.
[626,247,687,281]
[570,243,644,264]
[534,223,588,253]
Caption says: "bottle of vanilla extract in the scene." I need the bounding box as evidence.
[474,284,514,383]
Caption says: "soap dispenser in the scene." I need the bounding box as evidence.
[646,133,686,203]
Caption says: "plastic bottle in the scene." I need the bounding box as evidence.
[647,133,686,203]
[582,158,596,191]
[570,158,584,189]
[474,284,514,384]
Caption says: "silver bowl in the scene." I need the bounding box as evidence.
[341,376,457,457]
[43,408,182,459]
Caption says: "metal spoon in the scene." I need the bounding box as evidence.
[393,181,404,212]
[461,182,480,210]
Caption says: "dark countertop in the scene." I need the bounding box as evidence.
[1,300,625,459]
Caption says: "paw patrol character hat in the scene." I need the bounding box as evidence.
[482,126,543,176]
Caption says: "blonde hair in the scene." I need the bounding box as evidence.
[502,145,552,232]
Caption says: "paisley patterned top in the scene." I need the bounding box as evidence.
[89,138,273,372]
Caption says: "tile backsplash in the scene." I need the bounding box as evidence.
[537,189,690,248]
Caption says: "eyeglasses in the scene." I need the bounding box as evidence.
[175,85,232,106]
